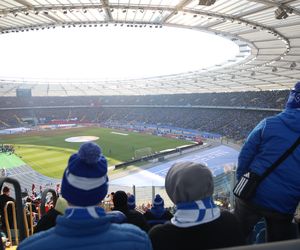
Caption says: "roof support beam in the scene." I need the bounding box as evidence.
[12,0,33,8]
[100,0,113,22]
[161,0,194,23]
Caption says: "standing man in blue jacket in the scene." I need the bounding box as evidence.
[234,82,300,242]
[18,142,152,250]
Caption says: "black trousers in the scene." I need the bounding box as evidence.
[234,199,298,243]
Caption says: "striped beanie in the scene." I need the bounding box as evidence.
[61,142,108,206]
[153,194,164,208]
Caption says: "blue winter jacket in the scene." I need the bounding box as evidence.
[18,207,153,250]
[237,108,300,214]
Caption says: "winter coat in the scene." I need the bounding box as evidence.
[18,207,152,250]
[144,208,173,227]
[112,206,150,232]
[149,210,245,250]
[237,109,300,214]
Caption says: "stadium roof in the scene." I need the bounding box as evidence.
[0,0,300,96]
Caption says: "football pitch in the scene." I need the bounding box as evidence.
[0,127,193,178]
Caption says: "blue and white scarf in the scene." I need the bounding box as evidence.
[171,197,220,228]
[65,206,126,223]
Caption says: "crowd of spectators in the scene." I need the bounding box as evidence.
[0,144,15,154]
[0,90,290,141]
[0,89,289,109]
[0,106,277,141]
[13,142,251,250]
[1,89,300,248]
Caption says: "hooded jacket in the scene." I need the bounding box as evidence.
[237,108,300,214]
[18,207,152,250]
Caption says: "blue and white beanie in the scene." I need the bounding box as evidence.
[151,194,166,218]
[286,82,300,109]
[153,194,164,208]
[61,142,108,207]
[127,195,136,210]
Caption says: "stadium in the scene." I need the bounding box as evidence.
[0,0,300,249]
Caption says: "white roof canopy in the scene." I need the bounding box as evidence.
[0,0,299,96]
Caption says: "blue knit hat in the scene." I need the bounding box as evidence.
[127,195,136,210]
[61,142,108,207]
[150,194,165,218]
[153,194,164,208]
[286,82,300,109]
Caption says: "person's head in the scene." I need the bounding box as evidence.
[60,142,108,207]
[127,194,136,210]
[286,82,300,109]
[2,186,10,195]
[153,194,164,209]
[165,162,214,204]
[113,190,128,210]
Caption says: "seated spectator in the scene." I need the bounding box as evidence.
[18,142,152,250]
[34,197,68,233]
[113,190,150,232]
[144,194,173,227]
[127,194,136,210]
[149,161,245,250]
[0,186,15,235]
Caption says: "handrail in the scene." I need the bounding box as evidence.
[4,201,18,245]
[23,202,34,237]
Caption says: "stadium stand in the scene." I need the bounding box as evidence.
[1,0,300,248]
[0,91,285,140]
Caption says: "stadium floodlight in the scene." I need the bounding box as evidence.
[290,62,297,70]
[275,7,288,20]
[198,0,216,6]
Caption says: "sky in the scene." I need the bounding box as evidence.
[0,26,239,80]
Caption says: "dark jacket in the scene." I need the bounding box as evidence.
[149,211,245,250]
[144,209,173,227]
[112,206,150,232]
[0,194,15,231]
[34,208,62,233]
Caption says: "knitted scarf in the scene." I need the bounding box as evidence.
[65,206,126,223]
[171,197,220,228]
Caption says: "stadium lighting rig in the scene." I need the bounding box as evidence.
[274,6,293,20]
[290,62,297,70]
[199,0,216,6]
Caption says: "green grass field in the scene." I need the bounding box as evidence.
[0,127,193,178]
[0,153,27,169]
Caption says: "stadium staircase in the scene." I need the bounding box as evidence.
[0,119,9,127]
[6,165,60,194]
[13,114,23,125]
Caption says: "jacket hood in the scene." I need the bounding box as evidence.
[278,109,300,133]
